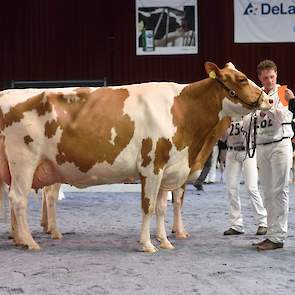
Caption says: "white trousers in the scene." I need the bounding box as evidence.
[206,144,219,183]
[256,139,292,243]
[225,150,267,232]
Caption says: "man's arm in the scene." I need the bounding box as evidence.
[285,88,295,101]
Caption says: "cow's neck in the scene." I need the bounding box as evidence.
[171,78,229,167]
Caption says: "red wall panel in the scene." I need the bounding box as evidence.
[0,0,294,90]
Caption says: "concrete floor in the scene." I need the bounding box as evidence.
[1,181,295,295]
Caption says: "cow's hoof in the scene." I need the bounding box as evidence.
[142,244,158,253]
[175,231,190,239]
[16,237,41,250]
[50,230,63,240]
[13,237,26,246]
[27,242,41,251]
[160,240,175,250]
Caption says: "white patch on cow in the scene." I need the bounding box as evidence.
[116,82,189,183]
[63,110,68,114]
[121,82,184,139]
[0,88,81,115]
[218,97,250,119]
[65,94,79,104]
[109,127,117,145]
[0,89,41,115]
[160,145,190,190]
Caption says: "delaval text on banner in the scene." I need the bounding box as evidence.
[234,0,295,43]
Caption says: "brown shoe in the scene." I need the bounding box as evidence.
[256,239,283,251]
[256,226,267,235]
[223,228,244,235]
[252,240,266,246]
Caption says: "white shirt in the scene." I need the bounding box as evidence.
[226,114,252,147]
[255,85,293,144]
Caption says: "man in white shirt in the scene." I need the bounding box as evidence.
[223,115,267,236]
[254,60,294,250]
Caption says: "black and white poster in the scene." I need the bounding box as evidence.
[136,0,198,55]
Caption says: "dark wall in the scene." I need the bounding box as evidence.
[0,0,294,90]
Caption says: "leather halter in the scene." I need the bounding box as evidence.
[209,71,263,109]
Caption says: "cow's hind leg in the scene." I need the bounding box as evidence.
[172,186,189,239]
[9,194,22,243]
[40,190,48,231]
[156,189,174,249]
[9,202,17,240]
[9,187,40,250]
[139,173,163,253]
[8,157,40,250]
[41,184,63,239]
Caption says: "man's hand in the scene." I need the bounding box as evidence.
[285,88,295,101]
[260,111,266,117]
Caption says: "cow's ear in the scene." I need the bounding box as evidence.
[204,62,221,79]
[224,62,236,70]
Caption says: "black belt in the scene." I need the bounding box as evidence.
[260,137,290,146]
[227,146,245,151]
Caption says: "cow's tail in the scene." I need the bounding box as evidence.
[0,107,4,133]
[0,106,9,222]
[0,183,8,223]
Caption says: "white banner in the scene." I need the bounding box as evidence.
[234,0,295,43]
[136,0,198,55]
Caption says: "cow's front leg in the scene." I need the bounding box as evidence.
[156,189,174,249]
[139,173,162,253]
[41,184,63,239]
[172,186,189,239]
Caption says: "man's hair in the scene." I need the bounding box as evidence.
[257,59,277,76]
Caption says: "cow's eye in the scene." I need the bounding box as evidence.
[238,77,247,83]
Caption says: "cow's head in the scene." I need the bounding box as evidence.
[205,62,273,117]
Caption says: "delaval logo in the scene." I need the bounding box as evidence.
[243,3,259,15]
[244,2,295,15]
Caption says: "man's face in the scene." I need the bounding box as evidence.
[258,68,277,93]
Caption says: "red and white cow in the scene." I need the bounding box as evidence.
[0,62,272,252]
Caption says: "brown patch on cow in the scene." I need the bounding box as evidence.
[44,120,60,138]
[153,138,172,174]
[141,138,153,167]
[171,81,225,168]
[24,135,33,145]
[1,92,52,129]
[53,88,135,172]
[140,173,150,215]
[190,116,231,175]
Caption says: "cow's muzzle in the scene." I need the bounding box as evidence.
[258,92,273,110]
